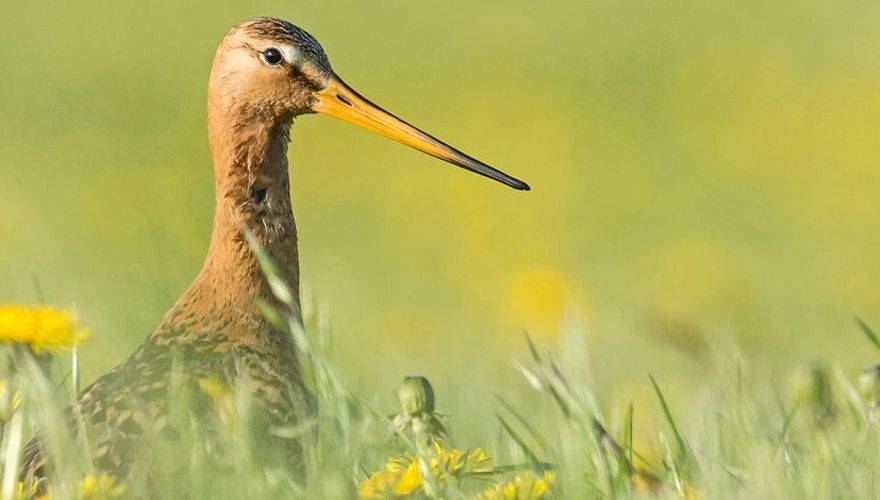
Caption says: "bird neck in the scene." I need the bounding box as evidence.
[186,101,301,325]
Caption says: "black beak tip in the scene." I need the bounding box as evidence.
[511,179,531,191]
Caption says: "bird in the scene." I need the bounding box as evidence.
[22,16,529,485]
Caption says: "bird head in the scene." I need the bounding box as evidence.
[209,17,529,191]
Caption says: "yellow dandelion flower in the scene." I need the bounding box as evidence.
[198,376,231,401]
[503,269,577,337]
[78,474,125,500]
[198,376,236,421]
[0,305,89,353]
[477,471,555,500]
[431,442,494,478]
[358,443,496,499]
[394,460,423,496]
[14,481,39,500]
[358,458,426,499]
[358,470,399,499]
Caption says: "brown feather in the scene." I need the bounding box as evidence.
[25,17,327,483]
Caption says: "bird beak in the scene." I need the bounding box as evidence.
[311,74,530,191]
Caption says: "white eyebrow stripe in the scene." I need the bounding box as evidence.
[281,45,300,64]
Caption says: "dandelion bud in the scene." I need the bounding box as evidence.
[398,376,435,415]
[389,377,446,444]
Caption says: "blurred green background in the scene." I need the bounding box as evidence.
[2,1,880,435]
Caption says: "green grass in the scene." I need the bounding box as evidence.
[7,260,880,498]
[4,1,880,497]
[3,0,880,397]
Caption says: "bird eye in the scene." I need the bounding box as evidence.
[262,48,284,65]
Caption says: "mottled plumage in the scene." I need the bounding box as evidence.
[24,17,321,483]
[22,14,528,487]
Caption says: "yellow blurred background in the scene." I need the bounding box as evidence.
[2,1,880,428]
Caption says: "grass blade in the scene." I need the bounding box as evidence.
[623,402,633,467]
[1,412,24,500]
[497,413,541,466]
[649,374,688,462]
[493,392,551,454]
[524,331,543,363]
[855,317,880,352]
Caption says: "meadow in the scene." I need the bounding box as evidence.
[2,0,880,497]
